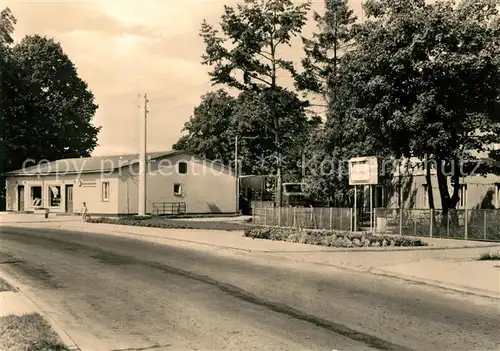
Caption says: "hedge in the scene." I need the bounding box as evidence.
[244,227,428,247]
[87,217,249,231]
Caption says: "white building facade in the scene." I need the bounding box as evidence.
[4,151,237,216]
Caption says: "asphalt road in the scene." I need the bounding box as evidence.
[0,226,498,351]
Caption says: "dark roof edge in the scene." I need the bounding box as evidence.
[3,150,234,177]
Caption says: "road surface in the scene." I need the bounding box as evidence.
[0,225,498,351]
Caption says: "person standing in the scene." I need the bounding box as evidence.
[81,202,89,221]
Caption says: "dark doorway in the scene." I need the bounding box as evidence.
[65,185,73,213]
[17,185,24,211]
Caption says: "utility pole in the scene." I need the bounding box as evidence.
[138,93,148,216]
[235,135,239,214]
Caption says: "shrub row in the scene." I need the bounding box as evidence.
[244,227,428,247]
[87,217,249,231]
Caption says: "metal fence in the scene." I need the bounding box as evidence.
[152,202,187,215]
[252,206,353,231]
[252,206,500,241]
[374,208,500,241]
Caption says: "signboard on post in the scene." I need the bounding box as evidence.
[349,156,378,233]
[348,156,379,185]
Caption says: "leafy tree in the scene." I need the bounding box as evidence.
[233,87,317,179]
[200,0,311,205]
[340,0,500,217]
[0,7,17,209]
[1,8,100,208]
[173,87,318,181]
[296,0,357,105]
[0,7,15,46]
[295,0,360,206]
[1,31,100,172]
[173,89,236,165]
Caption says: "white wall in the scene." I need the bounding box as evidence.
[5,173,119,214]
[118,154,236,214]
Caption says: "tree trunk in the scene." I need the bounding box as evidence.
[425,162,436,231]
[436,158,460,227]
[270,43,282,208]
[425,162,435,209]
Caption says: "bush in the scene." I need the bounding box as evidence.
[478,251,500,260]
[243,226,428,248]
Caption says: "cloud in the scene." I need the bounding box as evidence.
[93,0,221,36]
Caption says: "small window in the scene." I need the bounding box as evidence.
[178,161,188,174]
[49,186,61,207]
[459,184,467,208]
[31,186,43,207]
[284,184,303,193]
[102,181,110,201]
[173,183,182,196]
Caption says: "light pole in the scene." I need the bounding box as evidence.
[235,135,239,214]
[138,93,148,216]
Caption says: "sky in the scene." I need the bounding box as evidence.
[5,0,364,156]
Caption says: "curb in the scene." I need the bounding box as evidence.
[368,268,500,301]
[0,272,81,351]
[4,222,500,252]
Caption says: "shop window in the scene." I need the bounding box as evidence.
[178,161,188,174]
[31,186,42,207]
[102,182,110,201]
[49,186,61,207]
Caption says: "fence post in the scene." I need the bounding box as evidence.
[447,213,450,237]
[277,206,281,227]
[484,210,487,240]
[293,207,296,228]
[429,209,433,238]
[340,209,343,231]
[350,208,353,232]
[310,206,314,229]
[329,207,333,230]
[320,208,323,229]
[264,207,267,226]
[464,209,468,240]
[399,208,403,235]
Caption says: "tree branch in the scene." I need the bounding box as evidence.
[256,51,273,62]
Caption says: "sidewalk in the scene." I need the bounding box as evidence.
[370,259,500,299]
[3,219,500,300]
[0,212,82,224]
[0,273,79,350]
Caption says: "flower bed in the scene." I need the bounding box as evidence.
[87,217,249,231]
[244,227,428,247]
